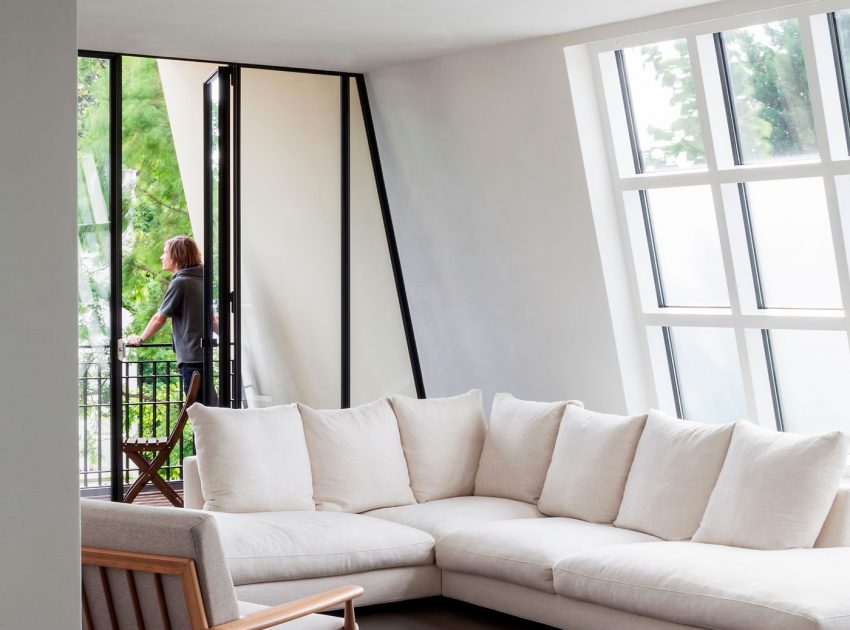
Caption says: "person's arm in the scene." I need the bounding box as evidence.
[127,313,168,346]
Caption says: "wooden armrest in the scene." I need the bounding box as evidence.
[211,585,364,630]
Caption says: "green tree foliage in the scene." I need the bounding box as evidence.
[77,57,195,485]
[639,19,815,165]
[122,56,194,348]
[639,40,705,170]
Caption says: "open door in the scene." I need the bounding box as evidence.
[203,66,239,407]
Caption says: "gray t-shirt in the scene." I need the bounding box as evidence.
[158,265,205,364]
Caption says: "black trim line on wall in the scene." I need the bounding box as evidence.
[355,74,426,399]
[341,77,351,408]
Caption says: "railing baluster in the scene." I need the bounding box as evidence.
[79,344,183,496]
[82,361,90,488]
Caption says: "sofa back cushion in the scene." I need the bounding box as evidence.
[390,390,486,502]
[474,394,570,503]
[300,398,416,512]
[693,421,849,549]
[538,406,647,523]
[614,409,734,540]
[189,403,315,512]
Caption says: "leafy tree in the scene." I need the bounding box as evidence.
[121,56,194,348]
[77,56,195,484]
[638,19,815,165]
[638,40,705,170]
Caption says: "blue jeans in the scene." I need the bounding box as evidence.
[179,363,218,406]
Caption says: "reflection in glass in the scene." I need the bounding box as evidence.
[770,329,850,433]
[670,326,748,422]
[721,19,817,163]
[746,179,841,309]
[349,78,417,404]
[833,10,850,154]
[622,39,705,172]
[240,69,341,409]
[77,56,112,488]
[645,186,729,307]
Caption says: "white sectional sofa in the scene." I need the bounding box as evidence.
[183,391,850,630]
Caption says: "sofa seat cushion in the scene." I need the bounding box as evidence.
[211,511,434,586]
[365,496,543,540]
[436,517,659,593]
[237,601,353,629]
[554,541,850,630]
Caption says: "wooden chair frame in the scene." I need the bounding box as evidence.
[82,547,362,630]
[123,371,201,506]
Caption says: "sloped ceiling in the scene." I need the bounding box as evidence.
[78,0,719,72]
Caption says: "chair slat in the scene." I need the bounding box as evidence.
[154,573,171,630]
[81,582,93,630]
[126,569,145,630]
[99,566,119,630]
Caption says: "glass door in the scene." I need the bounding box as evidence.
[203,67,237,407]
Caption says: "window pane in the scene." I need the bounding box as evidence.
[646,186,729,307]
[721,19,817,163]
[78,56,112,490]
[746,178,842,309]
[670,327,747,422]
[770,329,850,433]
[833,10,850,154]
[621,40,705,172]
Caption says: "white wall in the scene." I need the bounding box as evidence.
[0,0,80,627]
[368,37,630,412]
[366,0,809,413]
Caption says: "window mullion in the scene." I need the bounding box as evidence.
[799,17,850,323]
[688,36,744,318]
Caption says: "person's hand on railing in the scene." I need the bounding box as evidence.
[126,335,144,347]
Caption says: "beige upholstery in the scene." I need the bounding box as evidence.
[365,495,543,540]
[614,410,734,540]
[182,457,850,546]
[183,456,203,509]
[299,399,416,512]
[693,421,849,549]
[538,406,647,523]
[436,517,658,593]
[474,393,567,504]
[442,571,702,630]
[210,511,434,585]
[554,541,850,630]
[236,601,351,630]
[817,483,850,547]
[235,566,442,609]
[390,389,487,502]
[81,499,240,628]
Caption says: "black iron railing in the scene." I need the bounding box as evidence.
[78,344,193,490]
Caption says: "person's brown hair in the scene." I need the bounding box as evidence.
[164,236,202,270]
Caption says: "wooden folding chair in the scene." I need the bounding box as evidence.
[123,371,200,507]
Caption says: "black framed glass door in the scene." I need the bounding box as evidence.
[203,66,238,407]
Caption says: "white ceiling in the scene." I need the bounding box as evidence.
[78,0,719,72]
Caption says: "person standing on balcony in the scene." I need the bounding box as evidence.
[126,236,218,405]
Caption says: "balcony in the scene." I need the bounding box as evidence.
[78,343,192,497]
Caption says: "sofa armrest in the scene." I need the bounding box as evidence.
[816,481,850,548]
[213,585,363,630]
[183,455,204,510]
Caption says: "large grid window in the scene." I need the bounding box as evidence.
[594,8,850,432]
